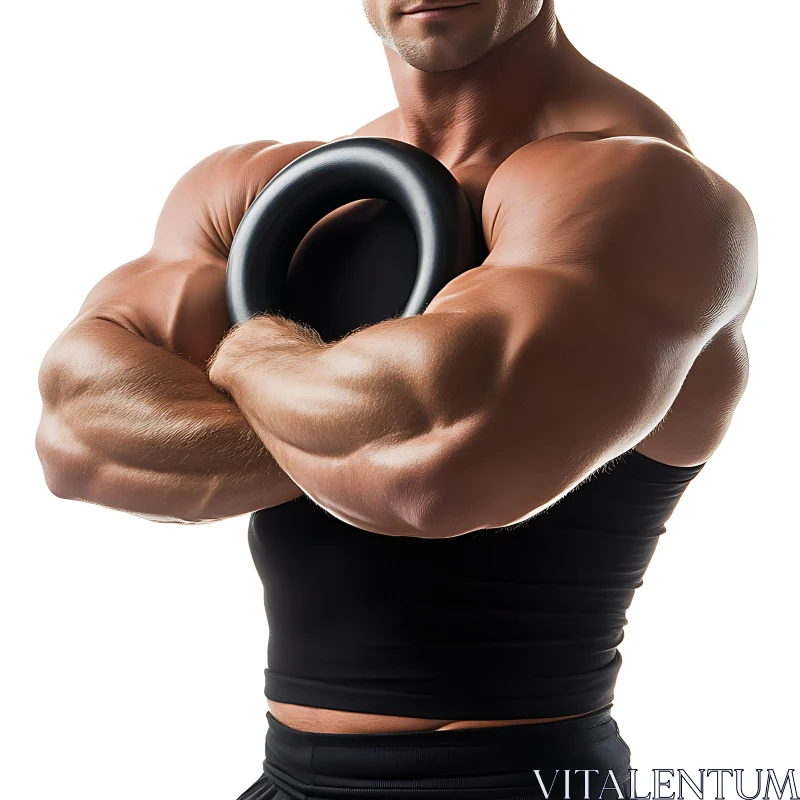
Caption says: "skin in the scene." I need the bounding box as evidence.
[36,0,757,733]
[362,0,547,73]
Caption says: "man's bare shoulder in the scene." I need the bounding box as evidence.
[74,139,327,361]
[152,139,326,259]
[482,134,757,330]
[484,134,754,252]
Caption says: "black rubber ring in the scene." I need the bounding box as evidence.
[226,136,480,327]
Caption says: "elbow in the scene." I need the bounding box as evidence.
[406,500,479,540]
[34,411,75,500]
[309,450,476,539]
[396,475,545,539]
[401,486,487,540]
[37,347,87,501]
[35,424,205,525]
[39,468,76,502]
[381,449,486,540]
[35,415,87,501]
[378,434,554,539]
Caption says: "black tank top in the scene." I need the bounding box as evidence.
[248,199,706,720]
[249,447,705,720]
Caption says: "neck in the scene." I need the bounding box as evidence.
[384,2,570,166]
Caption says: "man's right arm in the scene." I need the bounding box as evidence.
[35,140,321,523]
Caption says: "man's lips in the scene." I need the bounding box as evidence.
[401,2,477,18]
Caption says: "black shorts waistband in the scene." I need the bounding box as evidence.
[257,705,631,799]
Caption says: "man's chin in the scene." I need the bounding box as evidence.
[391,41,488,73]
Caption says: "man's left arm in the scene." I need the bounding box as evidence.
[208,136,757,538]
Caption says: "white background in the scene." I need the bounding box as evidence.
[2,1,797,797]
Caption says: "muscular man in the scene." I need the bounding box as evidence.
[36,1,757,797]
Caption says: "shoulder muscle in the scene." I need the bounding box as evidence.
[151,139,324,260]
[76,139,324,362]
[481,135,757,334]
[420,137,757,529]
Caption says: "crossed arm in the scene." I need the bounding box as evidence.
[206,136,757,538]
[34,141,319,523]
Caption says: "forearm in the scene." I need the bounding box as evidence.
[36,317,301,523]
[208,313,505,535]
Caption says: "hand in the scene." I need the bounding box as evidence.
[207,315,323,395]
[206,324,246,394]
